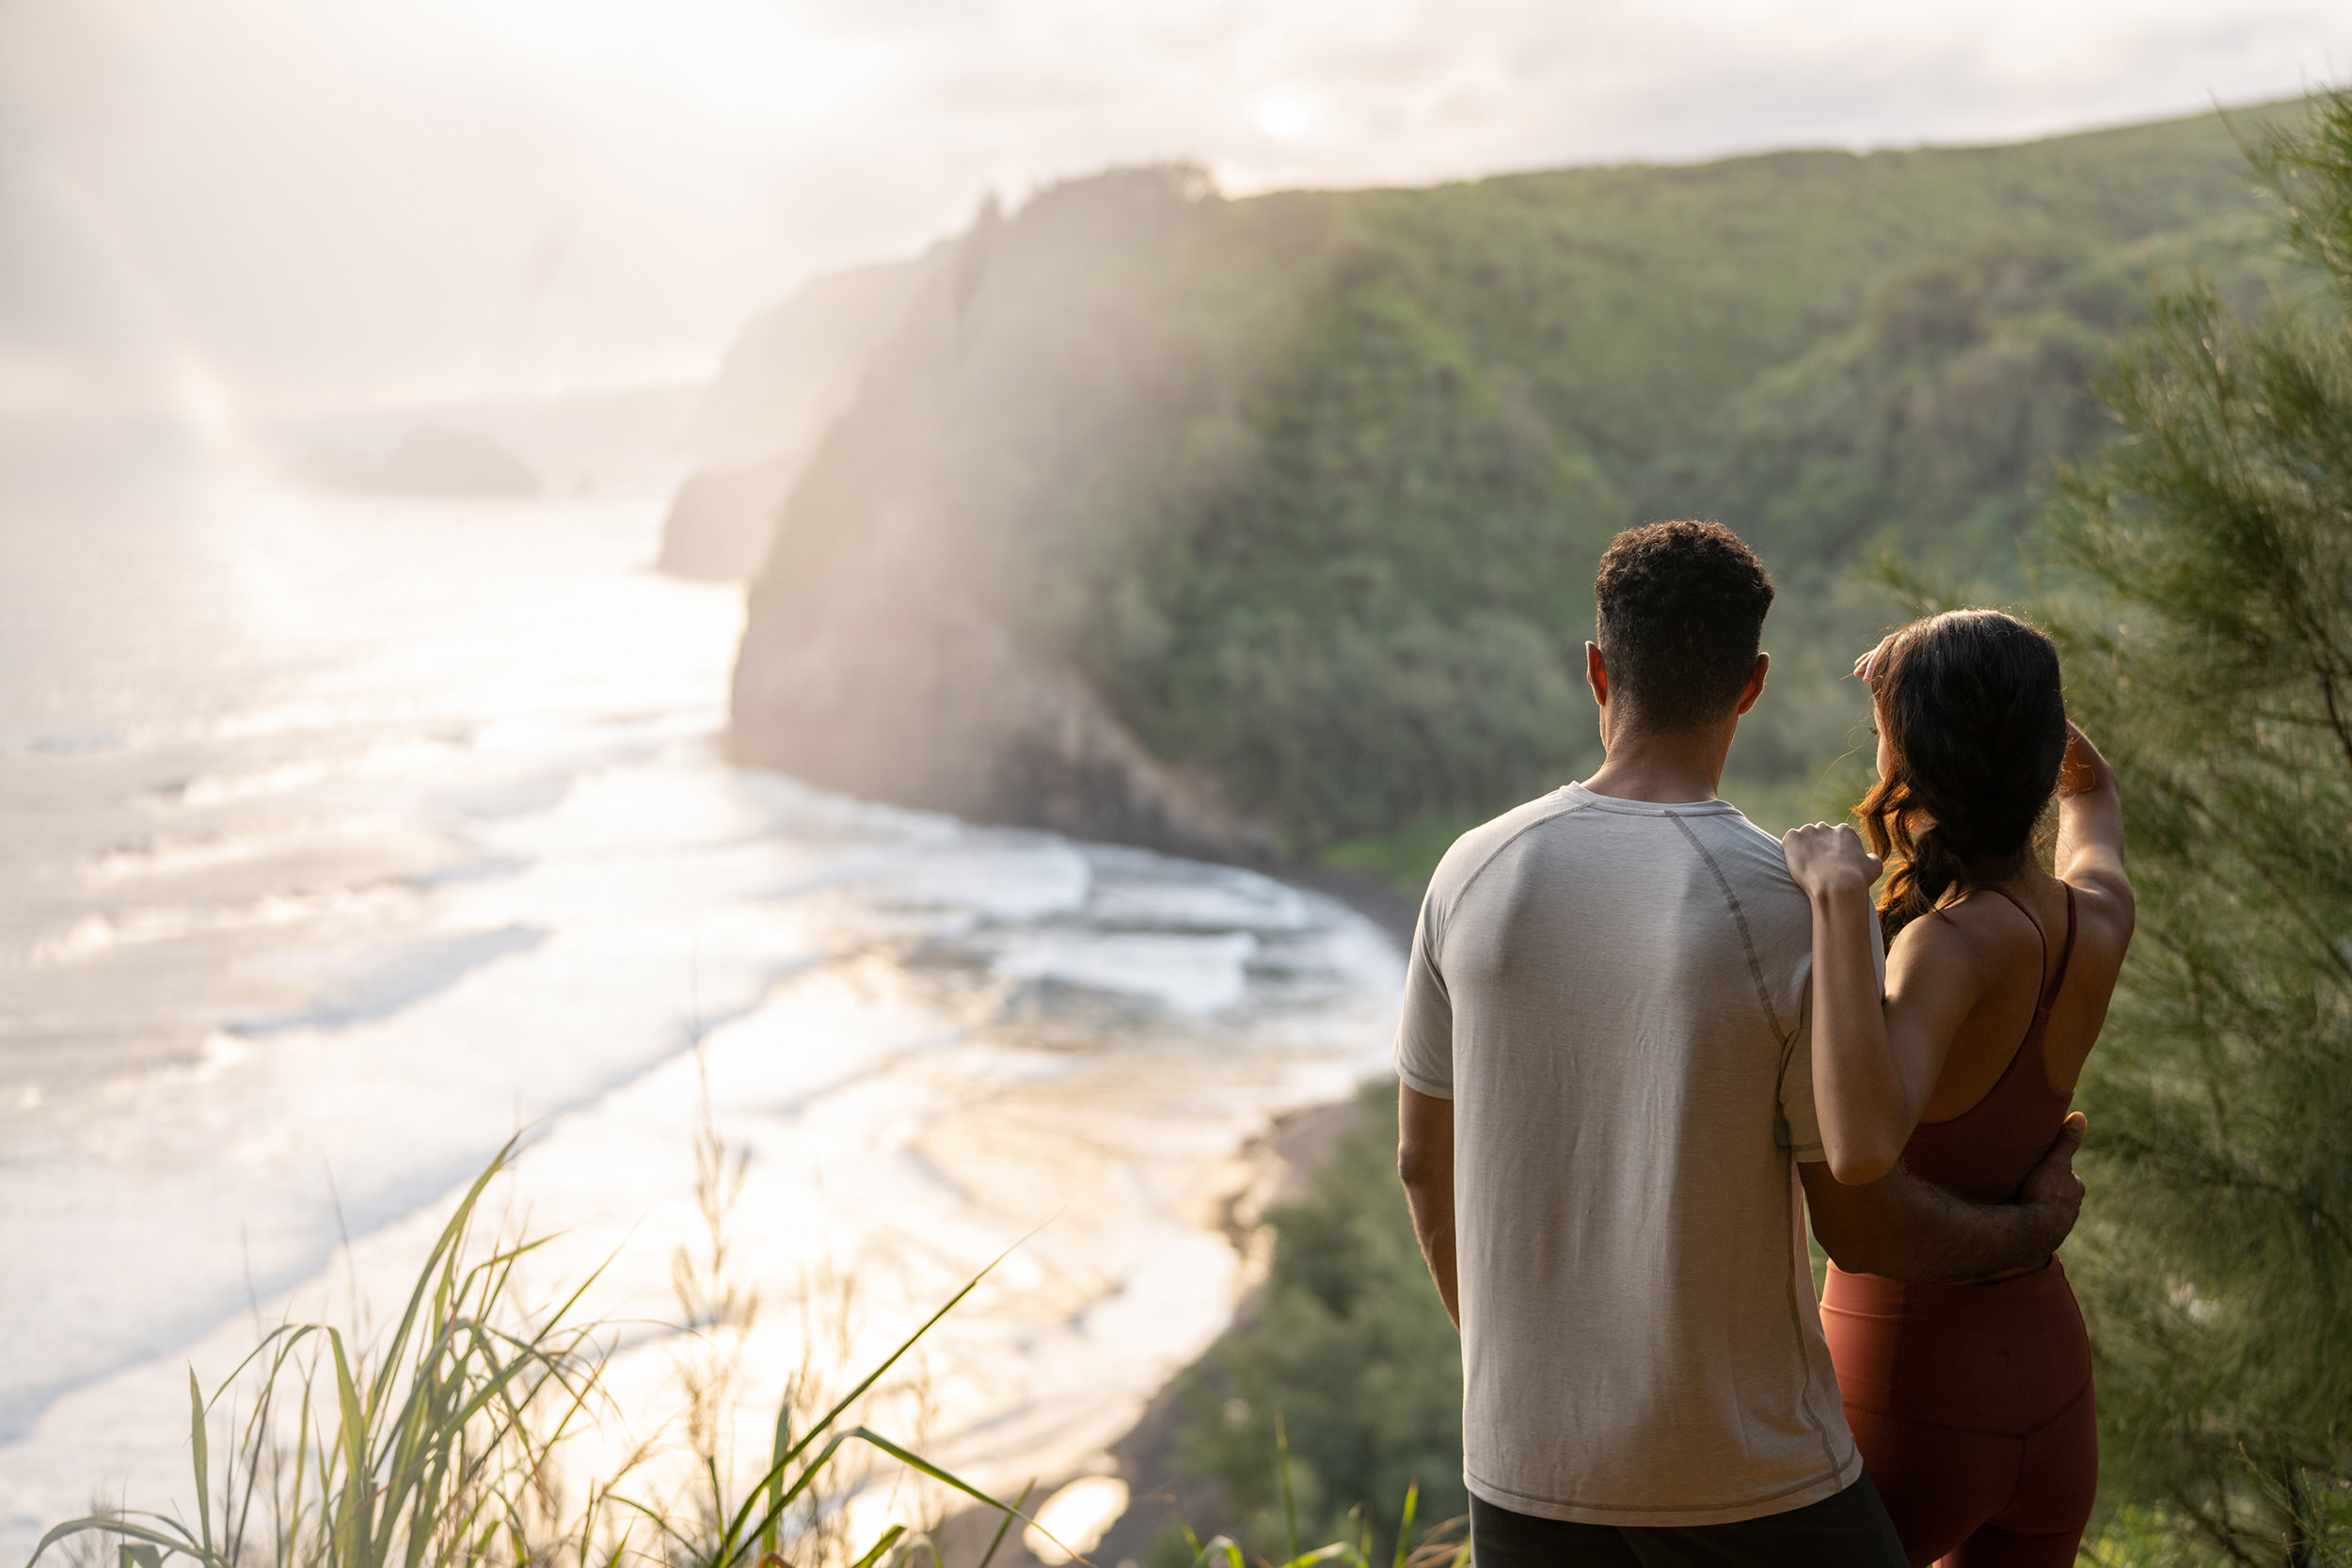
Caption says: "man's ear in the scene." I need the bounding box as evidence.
[1586,641,1610,707]
[1734,651,1771,716]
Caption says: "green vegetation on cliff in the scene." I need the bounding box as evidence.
[1149,91,2352,1568]
[1155,1085,1462,1566]
[736,103,2289,875]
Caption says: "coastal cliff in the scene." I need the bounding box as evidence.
[733,544,1271,861]
[727,171,1293,857]
[723,113,2282,864]
[658,259,937,580]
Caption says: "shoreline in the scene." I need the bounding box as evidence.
[939,865,1412,1565]
[1280,863,1421,949]
[930,1091,1388,1568]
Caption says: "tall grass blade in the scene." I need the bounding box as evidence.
[327,1328,371,1560]
[772,1242,1017,1478]
[975,1479,1035,1568]
[289,1375,316,1559]
[845,1524,904,1568]
[722,1425,1047,1568]
[1274,1546,1355,1568]
[760,1391,792,1564]
[1189,1535,1248,1568]
[1275,1414,1298,1565]
[367,1141,518,1433]
[895,1531,946,1568]
[832,1427,1014,1513]
[1391,1482,1418,1568]
[27,1515,192,1568]
[711,1244,1024,1561]
[187,1369,213,1558]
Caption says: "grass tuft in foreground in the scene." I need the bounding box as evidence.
[31,1134,1476,1568]
[27,1138,1037,1568]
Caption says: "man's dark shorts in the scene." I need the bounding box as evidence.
[1469,1472,1907,1567]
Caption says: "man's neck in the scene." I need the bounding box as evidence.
[1580,726,1734,805]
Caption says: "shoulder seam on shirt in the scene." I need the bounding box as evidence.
[1667,813,1791,1044]
[1432,795,1590,967]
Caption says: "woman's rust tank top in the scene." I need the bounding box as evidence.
[1899,885,2079,1205]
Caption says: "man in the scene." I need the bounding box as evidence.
[1394,521,2084,1566]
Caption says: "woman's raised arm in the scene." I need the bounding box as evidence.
[2055,723,2133,918]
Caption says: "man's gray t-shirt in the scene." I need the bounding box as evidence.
[1394,784,1860,1527]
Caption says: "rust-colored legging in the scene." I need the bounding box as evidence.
[1822,1259,2097,1567]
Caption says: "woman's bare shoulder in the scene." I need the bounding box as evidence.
[2057,869,2137,970]
[1901,889,2037,946]
[1885,897,2008,992]
[1897,885,2089,1000]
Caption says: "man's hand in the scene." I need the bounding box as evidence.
[2018,1110,2089,1254]
[1804,1113,2090,1283]
[1781,821,1883,902]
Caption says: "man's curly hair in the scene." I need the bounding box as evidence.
[1593,520,1775,733]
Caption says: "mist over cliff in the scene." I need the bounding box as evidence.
[706,105,2286,872]
[659,262,939,579]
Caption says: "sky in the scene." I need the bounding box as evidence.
[1,0,2346,420]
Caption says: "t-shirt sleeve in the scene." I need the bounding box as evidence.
[1780,909,1888,1162]
[1392,891,1454,1100]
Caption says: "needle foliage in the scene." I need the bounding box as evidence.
[2046,87,2352,1565]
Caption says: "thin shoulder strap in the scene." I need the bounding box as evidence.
[1980,883,2050,1003]
[2042,887,2079,1014]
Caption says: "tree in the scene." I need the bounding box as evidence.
[1160,1084,1466,1566]
[2047,88,2352,1565]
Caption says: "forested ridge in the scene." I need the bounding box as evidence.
[730,102,2289,881]
[1141,90,2352,1568]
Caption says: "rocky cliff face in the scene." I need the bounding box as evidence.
[724,120,2280,861]
[657,258,937,581]
[659,461,797,580]
[726,169,1297,861]
[732,555,1270,862]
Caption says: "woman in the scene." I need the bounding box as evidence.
[1784,610,2136,1567]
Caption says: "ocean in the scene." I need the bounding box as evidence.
[0,418,1401,1556]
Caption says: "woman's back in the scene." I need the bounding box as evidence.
[1902,884,2079,1205]
[1895,870,2133,1206]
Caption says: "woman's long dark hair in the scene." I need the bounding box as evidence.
[1857,610,2068,940]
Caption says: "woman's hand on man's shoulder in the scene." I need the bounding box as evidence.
[1782,822,1883,903]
